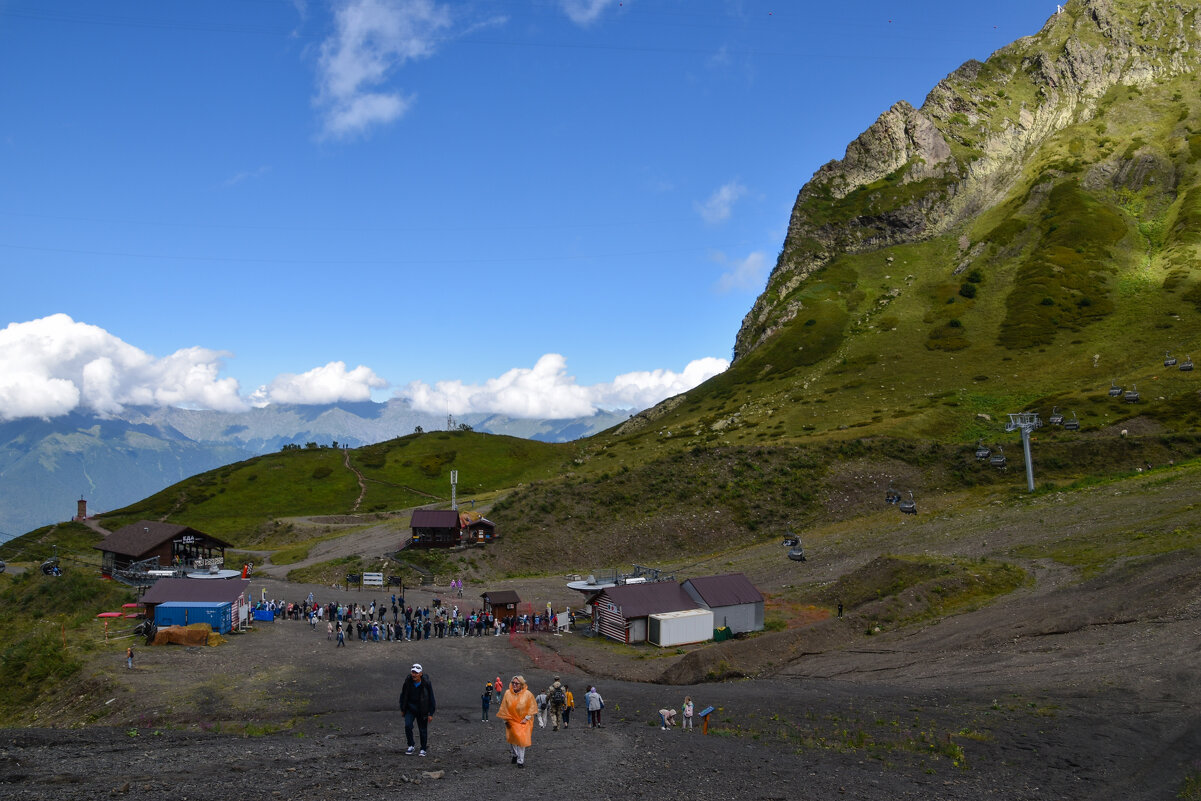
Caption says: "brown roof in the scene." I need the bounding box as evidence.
[94,520,230,558]
[590,582,697,619]
[140,577,250,605]
[411,509,461,528]
[682,573,764,607]
[482,590,522,606]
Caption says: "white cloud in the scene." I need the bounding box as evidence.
[588,357,729,411]
[696,180,747,224]
[561,0,611,26]
[314,0,452,140]
[0,315,247,420]
[223,166,271,187]
[251,361,387,406]
[400,353,728,418]
[714,250,769,293]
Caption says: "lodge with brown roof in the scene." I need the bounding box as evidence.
[94,520,231,577]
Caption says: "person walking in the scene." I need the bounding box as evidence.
[126,646,134,670]
[398,663,436,756]
[481,682,494,722]
[496,675,537,768]
[534,689,548,729]
[585,686,604,728]
[563,685,575,729]
[545,677,567,731]
[682,696,694,730]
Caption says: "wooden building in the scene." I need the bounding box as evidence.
[481,589,521,618]
[460,512,497,544]
[95,521,231,578]
[409,509,463,548]
[586,582,699,644]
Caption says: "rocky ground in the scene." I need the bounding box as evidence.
[2,561,1199,801]
[4,471,1201,800]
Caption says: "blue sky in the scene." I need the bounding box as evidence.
[0,0,1057,420]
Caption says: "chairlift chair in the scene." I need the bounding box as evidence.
[1108,380,1123,397]
[989,446,1007,469]
[1165,351,1178,367]
[884,484,901,504]
[974,440,991,460]
[1124,385,1140,403]
[787,544,807,562]
[1048,406,1064,426]
[1181,355,1194,372]
[1063,411,1080,431]
[898,491,917,515]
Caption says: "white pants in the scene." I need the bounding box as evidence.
[511,745,526,765]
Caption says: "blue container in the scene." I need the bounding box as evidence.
[154,601,232,634]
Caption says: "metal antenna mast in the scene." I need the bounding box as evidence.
[450,469,458,511]
[1005,412,1042,492]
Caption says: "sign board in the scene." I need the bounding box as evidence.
[362,572,385,587]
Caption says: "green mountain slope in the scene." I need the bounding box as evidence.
[16,0,1201,577]
[724,0,1201,441]
[99,432,568,543]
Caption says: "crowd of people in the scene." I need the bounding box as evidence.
[257,590,577,644]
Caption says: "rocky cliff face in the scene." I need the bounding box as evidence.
[734,0,1201,361]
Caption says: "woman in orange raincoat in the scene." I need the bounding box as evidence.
[496,674,537,767]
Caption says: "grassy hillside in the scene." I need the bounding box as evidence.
[98,432,569,545]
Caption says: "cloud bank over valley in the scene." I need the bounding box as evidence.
[0,315,727,422]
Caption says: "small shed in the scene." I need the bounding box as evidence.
[409,509,463,548]
[681,573,765,634]
[460,512,497,544]
[587,582,699,644]
[140,577,251,629]
[95,521,231,577]
[649,608,714,647]
[481,589,521,618]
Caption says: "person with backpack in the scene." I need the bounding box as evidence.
[398,663,436,756]
[545,678,567,731]
[534,688,548,729]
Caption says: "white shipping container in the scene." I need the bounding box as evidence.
[648,608,714,647]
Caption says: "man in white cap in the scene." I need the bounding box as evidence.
[398,663,436,756]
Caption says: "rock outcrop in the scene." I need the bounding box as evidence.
[733,0,1201,362]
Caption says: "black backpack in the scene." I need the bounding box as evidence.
[550,686,566,706]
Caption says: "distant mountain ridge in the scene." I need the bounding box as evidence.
[0,400,630,539]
